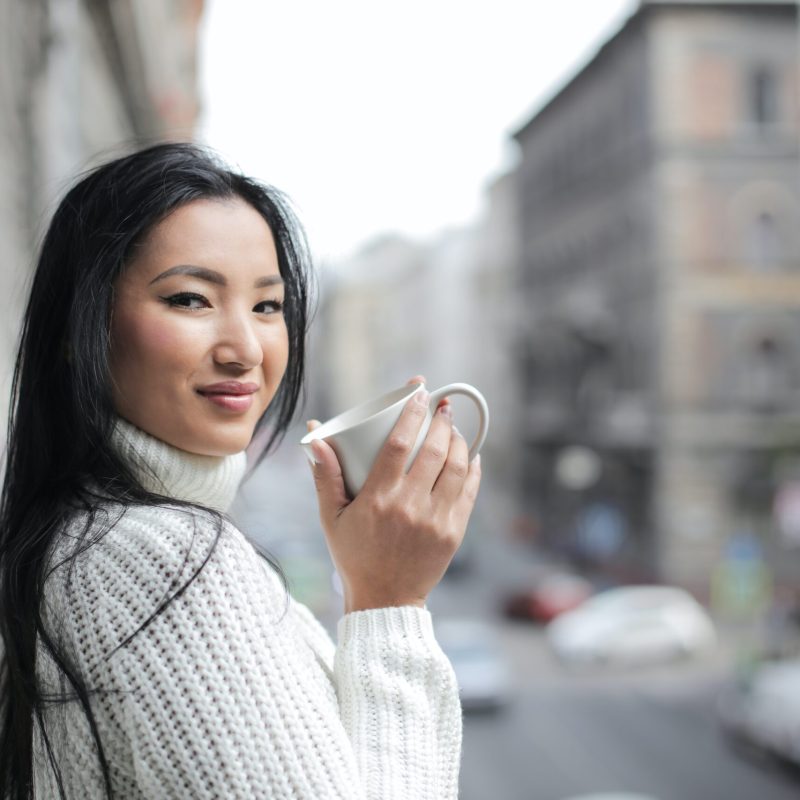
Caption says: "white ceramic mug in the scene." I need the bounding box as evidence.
[300,382,489,499]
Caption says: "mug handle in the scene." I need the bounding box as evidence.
[427,383,489,462]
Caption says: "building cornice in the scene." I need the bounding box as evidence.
[512,0,797,143]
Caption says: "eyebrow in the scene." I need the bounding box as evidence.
[148,264,284,289]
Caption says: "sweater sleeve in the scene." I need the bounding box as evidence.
[335,607,462,798]
[56,508,462,800]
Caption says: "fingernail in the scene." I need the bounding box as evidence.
[307,439,323,466]
[452,424,463,437]
[438,404,452,418]
[415,389,430,406]
[475,453,481,467]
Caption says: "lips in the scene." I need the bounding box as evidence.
[196,382,259,413]
[197,381,259,396]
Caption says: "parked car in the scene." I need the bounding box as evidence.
[717,657,800,768]
[546,585,716,667]
[503,572,593,623]
[434,618,512,711]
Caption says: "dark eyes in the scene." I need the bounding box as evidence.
[159,292,284,315]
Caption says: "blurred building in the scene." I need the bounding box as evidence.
[468,171,524,528]
[318,231,477,406]
[512,0,800,588]
[314,203,522,533]
[0,0,204,434]
[316,234,433,411]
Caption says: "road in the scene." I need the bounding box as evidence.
[429,563,800,800]
[457,656,799,799]
[425,507,800,799]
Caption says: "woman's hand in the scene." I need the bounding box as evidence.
[306,376,481,613]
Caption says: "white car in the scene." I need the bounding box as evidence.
[546,585,716,667]
[434,618,512,711]
[718,658,800,766]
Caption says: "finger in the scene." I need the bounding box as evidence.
[405,403,455,493]
[306,431,350,526]
[451,453,482,529]
[405,376,451,413]
[362,388,430,491]
[431,424,470,505]
[303,420,321,465]
[404,376,450,410]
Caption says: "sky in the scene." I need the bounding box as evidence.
[198,0,637,262]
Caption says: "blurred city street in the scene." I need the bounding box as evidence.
[235,425,800,799]
[457,672,799,800]
[435,564,800,800]
[430,532,797,800]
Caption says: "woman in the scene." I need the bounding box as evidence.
[0,142,481,799]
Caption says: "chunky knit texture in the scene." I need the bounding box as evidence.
[32,417,462,798]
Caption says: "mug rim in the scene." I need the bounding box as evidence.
[300,382,423,444]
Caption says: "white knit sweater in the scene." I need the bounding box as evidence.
[32,416,462,799]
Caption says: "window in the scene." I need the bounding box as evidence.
[742,336,792,412]
[749,66,778,127]
[747,211,783,268]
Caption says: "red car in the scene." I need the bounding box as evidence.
[503,573,593,623]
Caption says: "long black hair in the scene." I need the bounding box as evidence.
[0,142,314,799]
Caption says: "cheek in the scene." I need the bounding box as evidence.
[111,311,196,378]
[256,324,290,396]
[146,324,187,354]
[272,323,290,373]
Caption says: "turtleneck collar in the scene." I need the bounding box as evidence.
[109,415,248,514]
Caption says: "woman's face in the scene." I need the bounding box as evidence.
[108,197,289,456]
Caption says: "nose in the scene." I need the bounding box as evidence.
[212,308,263,369]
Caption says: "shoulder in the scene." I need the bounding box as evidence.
[44,502,287,658]
[52,501,253,579]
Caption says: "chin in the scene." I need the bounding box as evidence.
[172,422,254,458]
[194,434,251,458]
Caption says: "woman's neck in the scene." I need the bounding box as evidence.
[109,415,248,513]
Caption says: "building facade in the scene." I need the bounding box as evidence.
[0,0,205,434]
[512,0,800,588]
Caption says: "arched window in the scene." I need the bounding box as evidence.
[747,211,783,268]
[727,182,798,272]
[742,335,792,412]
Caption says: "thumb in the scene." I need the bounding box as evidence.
[305,425,350,522]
